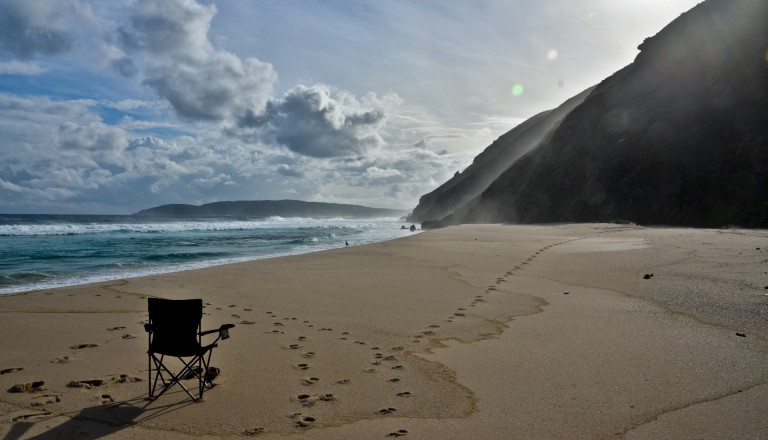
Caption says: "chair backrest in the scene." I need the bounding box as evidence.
[148,298,203,357]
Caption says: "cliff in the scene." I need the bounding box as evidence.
[421,0,768,229]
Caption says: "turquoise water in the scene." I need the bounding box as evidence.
[0,214,413,295]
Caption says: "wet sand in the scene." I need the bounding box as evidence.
[1,224,767,439]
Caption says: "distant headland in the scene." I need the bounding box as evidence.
[133,199,406,219]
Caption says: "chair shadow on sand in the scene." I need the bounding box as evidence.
[3,392,198,440]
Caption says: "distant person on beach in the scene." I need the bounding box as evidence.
[345,241,349,246]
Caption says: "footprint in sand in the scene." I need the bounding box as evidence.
[296,416,316,428]
[70,344,98,349]
[51,356,71,364]
[111,374,143,384]
[301,352,315,359]
[243,308,253,312]
[301,377,320,386]
[243,427,265,436]
[297,336,307,341]
[107,326,126,331]
[336,379,351,384]
[363,368,377,373]
[12,412,51,423]
[0,367,23,375]
[379,407,397,414]
[231,314,241,319]
[100,394,114,404]
[396,391,412,397]
[66,379,104,389]
[296,394,333,407]
[296,363,310,370]
[240,320,256,325]
[388,378,401,383]
[287,344,303,350]
[121,334,136,339]
[31,394,60,407]
[392,365,404,370]
[8,381,45,393]
[387,429,409,437]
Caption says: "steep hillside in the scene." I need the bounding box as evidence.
[408,87,592,223]
[431,0,768,228]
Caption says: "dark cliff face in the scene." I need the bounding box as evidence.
[407,87,593,223]
[428,0,768,229]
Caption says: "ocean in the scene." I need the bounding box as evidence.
[0,214,415,295]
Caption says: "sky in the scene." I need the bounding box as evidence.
[0,0,702,215]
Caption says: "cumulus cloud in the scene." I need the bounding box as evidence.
[0,0,73,58]
[117,0,276,121]
[236,84,393,158]
[276,164,304,178]
[58,121,127,153]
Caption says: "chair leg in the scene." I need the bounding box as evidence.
[148,353,152,398]
[146,352,216,403]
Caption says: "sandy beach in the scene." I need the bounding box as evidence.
[1,223,767,439]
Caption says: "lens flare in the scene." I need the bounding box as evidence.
[547,49,558,60]
[511,84,524,96]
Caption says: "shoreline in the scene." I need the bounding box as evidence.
[0,216,417,296]
[2,223,767,439]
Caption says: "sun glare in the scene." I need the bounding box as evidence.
[547,49,559,61]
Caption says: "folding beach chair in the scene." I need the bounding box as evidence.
[144,298,235,402]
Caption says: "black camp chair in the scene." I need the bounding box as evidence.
[144,298,235,402]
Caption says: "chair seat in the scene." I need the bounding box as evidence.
[149,342,216,358]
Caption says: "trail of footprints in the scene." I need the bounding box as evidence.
[241,307,413,435]
[413,238,577,341]
[234,242,572,434]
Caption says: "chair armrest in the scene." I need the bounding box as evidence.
[200,324,236,339]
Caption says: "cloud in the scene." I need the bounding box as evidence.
[0,60,45,75]
[276,164,304,178]
[236,84,393,158]
[117,0,276,121]
[0,0,73,58]
[58,121,127,153]
[364,166,402,180]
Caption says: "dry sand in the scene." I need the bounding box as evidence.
[1,223,767,439]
